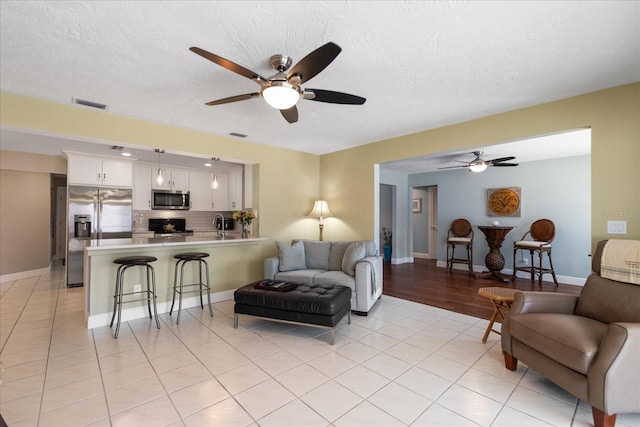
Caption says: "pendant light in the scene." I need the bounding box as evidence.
[155,149,165,185]
[210,157,220,189]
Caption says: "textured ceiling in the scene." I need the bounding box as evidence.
[0,1,638,163]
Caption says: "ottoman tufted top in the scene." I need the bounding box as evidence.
[234,282,351,316]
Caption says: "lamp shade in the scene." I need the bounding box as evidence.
[308,200,333,219]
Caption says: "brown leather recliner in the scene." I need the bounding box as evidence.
[501,240,640,427]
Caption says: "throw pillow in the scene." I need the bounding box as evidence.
[342,242,366,276]
[294,240,331,270]
[277,241,306,271]
[328,241,351,271]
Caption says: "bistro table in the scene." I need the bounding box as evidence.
[475,225,514,282]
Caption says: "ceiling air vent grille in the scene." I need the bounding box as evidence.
[228,132,247,138]
[72,97,108,110]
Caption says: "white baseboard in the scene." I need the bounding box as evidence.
[413,252,434,259]
[0,267,51,283]
[87,288,236,329]
[391,256,414,265]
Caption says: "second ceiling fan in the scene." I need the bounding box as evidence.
[190,42,366,123]
[439,151,519,172]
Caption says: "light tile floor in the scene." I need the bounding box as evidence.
[1,265,639,427]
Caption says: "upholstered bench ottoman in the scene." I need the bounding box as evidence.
[233,282,351,344]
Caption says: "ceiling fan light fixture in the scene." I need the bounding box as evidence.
[469,161,488,173]
[262,83,300,110]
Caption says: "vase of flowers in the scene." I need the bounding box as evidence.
[233,210,256,238]
[382,227,392,263]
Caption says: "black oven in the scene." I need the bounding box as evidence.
[151,190,190,210]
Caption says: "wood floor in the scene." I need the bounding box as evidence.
[382,258,582,321]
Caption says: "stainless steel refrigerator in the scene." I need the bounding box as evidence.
[67,186,132,287]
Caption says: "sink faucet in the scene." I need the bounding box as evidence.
[214,213,225,238]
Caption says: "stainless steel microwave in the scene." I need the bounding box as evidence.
[151,190,190,210]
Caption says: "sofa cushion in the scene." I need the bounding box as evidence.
[313,270,356,289]
[342,242,366,276]
[277,241,306,271]
[328,241,351,271]
[509,313,609,375]
[294,239,331,270]
[274,269,325,285]
[362,241,377,257]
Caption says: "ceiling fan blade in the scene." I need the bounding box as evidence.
[280,106,298,123]
[487,156,516,164]
[437,165,467,170]
[491,163,519,167]
[205,93,260,106]
[287,42,342,84]
[304,89,366,105]
[190,47,267,87]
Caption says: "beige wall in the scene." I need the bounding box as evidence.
[321,82,640,247]
[0,169,51,274]
[1,83,638,274]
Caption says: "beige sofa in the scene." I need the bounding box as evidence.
[264,239,383,315]
[501,239,640,427]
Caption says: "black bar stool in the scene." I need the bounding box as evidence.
[110,255,160,338]
[170,252,213,324]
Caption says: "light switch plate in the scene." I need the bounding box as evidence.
[607,220,627,234]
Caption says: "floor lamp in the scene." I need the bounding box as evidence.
[308,200,333,241]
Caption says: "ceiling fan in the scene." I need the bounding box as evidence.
[438,151,519,172]
[190,42,366,123]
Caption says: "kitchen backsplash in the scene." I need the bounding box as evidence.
[132,210,237,233]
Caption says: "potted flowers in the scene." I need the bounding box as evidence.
[232,210,256,238]
[382,227,392,262]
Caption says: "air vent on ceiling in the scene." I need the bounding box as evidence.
[72,97,108,110]
[228,132,247,138]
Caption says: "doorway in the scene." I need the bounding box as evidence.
[412,185,438,259]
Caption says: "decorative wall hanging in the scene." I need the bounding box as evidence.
[412,198,422,213]
[487,187,521,217]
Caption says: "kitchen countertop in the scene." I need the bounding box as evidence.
[85,235,267,251]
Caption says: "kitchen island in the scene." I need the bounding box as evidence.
[83,235,269,328]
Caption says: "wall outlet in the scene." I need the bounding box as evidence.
[133,284,142,294]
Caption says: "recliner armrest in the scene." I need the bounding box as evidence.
[588,322,640,415]
[264,257,279,280]
[511,291,579,316]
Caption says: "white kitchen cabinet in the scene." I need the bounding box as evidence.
[189,171,212,211]
[132,165,152,210]
[151,167,190,191]
[227,166,243,210]
[67,154,133,187]
[210,173,228,211]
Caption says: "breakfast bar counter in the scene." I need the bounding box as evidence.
[83,236,269,328]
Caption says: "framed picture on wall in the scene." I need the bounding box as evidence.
[487,187,521,217]
[412,198,422,213]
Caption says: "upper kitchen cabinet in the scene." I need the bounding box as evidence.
[227,166,243,210]
[133,165,152,210]
[66,153,133,187]
[189,171,212,211]
[151,167,189,192]
[210,173,228,211]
